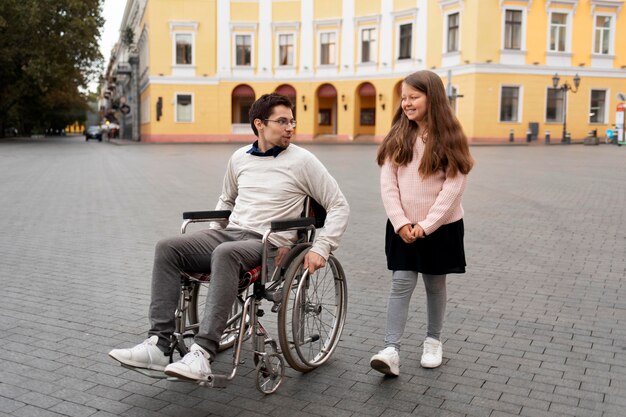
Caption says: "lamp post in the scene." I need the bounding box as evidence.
[552,73,581,143]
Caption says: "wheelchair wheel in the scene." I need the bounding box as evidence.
[277,250,348,372]
[255,350,285,394]
[186,281,247,352]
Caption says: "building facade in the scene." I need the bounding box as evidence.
[102,0,626,143]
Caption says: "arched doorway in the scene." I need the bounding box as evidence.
[355,82,376,137]
[232,84,255,133]
[275,84,297,118]
[316,83,337,136]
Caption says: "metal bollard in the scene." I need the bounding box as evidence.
[545,131,550,144]
[526,130,532,143]
[509,129,514,142]
[565,132,571,144]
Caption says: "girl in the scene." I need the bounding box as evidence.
[370,70,473,376]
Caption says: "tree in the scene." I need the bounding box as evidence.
[0,0,104,136]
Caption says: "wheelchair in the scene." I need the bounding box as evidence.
[138,197,348,394]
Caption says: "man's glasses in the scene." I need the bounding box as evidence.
[264,118,297,128]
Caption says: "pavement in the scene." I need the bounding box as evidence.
[0,135,625,417]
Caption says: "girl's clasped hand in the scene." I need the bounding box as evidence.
[398,224,425,243]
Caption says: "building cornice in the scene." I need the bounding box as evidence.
[590,0,623,13]
[391,8,417,19]
[439,0,464,10]
[169,21,198,32]
[313,18,342,29]
[499,0,532,9]
[229,22,259,31]
[546,0,579,14]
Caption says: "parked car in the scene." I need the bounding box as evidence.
[85,125,103,141]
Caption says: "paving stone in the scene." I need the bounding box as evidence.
[1,137,625,416]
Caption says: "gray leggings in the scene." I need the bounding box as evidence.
[148,228,264,360]
[384,270,447,351]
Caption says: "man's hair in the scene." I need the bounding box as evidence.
[249,93,294,136]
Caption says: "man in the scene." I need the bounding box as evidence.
[109,93,349,381]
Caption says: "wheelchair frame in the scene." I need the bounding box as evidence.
[163,197,348,394]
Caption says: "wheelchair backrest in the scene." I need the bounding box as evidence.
[302,197,326,229]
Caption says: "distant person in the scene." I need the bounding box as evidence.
[370,70,474,376]
[108,93,349,381]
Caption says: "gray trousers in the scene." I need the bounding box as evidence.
[148,228,263,360]
[384,270,447,351]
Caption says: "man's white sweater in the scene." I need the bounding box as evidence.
[214,144,349,259]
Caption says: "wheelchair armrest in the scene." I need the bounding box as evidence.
[182,210,231,220]
[181,210,231,234]
[271,217,315,232]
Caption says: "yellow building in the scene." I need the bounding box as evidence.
[104,0,626,143]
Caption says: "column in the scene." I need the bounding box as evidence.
[217,0,231,77]
[300,0,313,74]
[258,0,272,77]
[379,0,392,71]
[341,0,354,74]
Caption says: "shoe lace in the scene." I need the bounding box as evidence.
[424,339,440,355]
[180,351,211,375]
[131,338,154,353]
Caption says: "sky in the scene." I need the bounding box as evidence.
[100,0,127,64]
[90,0,126,91]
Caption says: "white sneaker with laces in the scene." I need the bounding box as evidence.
[108,335,170,371]
[164,344,212,381]
[370,347,400,376]
[420,337,443,368]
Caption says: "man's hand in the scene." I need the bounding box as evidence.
[303,251,326,273]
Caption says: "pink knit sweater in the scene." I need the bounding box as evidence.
[380,137,467,235]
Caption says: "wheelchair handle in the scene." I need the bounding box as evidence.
[270,217,315,231]
[182,210,232,220]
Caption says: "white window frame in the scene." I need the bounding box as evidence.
[592,13,615,56]
[396,22,413,61]
[172,32,195,66]
[276,32,296,67]
[547,11,571,53]
[169,21,198,75]
[445,11,460,53]
[589,89,608,124]
[175,93,194,123]
[358,26,378,64]
[502,8,525,51]
[233,33,254,67]
[545,87,565,123]
[499,85,522,123]
[318,30,338,66]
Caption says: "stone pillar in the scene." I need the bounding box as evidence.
[129,54,140,141]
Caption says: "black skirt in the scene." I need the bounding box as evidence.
[385,218,466,275]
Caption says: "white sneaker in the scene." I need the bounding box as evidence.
[108,335,170,371]
[164,344,212,381]
[420,337,443,368]
[370,347,400,376]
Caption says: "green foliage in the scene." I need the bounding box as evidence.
[0,0,104,135]
[122,26,134,47]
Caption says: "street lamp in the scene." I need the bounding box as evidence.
[552,73,581,143]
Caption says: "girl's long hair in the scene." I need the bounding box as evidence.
[376,70,474,177]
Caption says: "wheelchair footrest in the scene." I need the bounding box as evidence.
[198,374,230,389]
[121,364,167,379]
